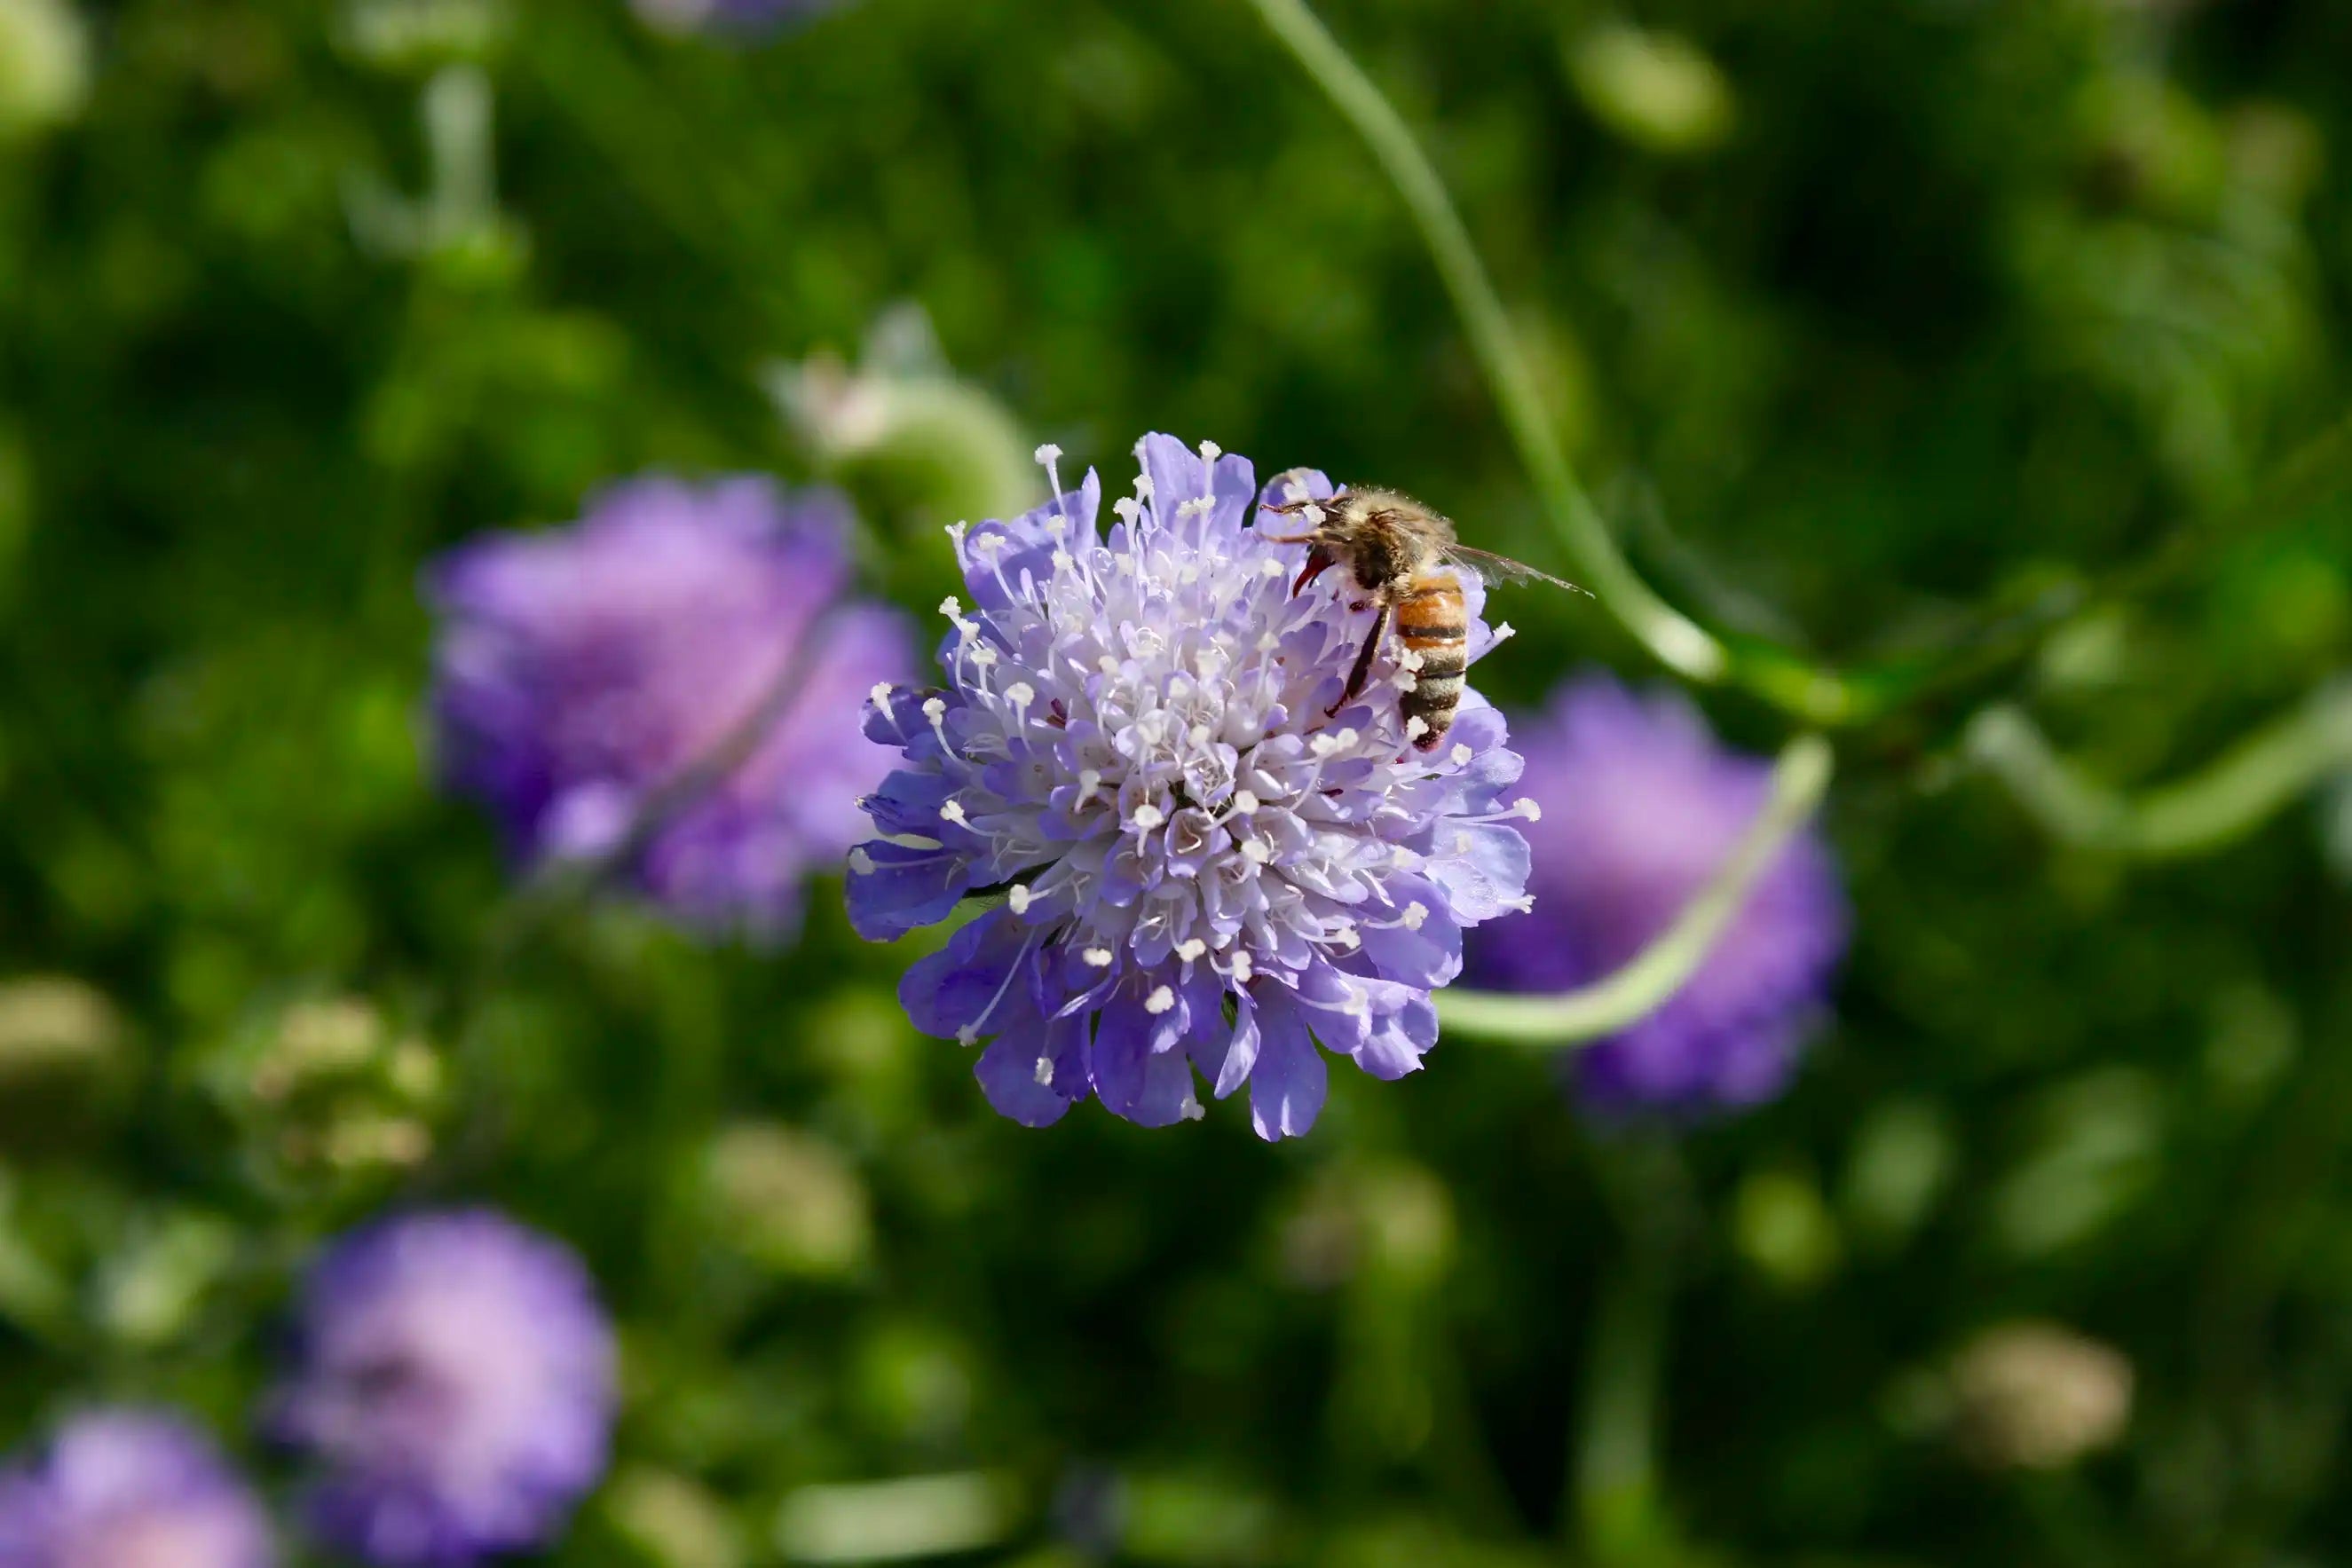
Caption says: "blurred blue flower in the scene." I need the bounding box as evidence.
[849,435,1535,1140]
[425,476,913,937]
[270,1209,616,1568]
[631,0,842,37]
[1469,674,1846,1114]
[0,1409,275,1568]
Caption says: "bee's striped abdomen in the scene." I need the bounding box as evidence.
[1394,573,1468,750]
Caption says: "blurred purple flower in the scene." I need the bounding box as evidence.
[271,1209,616,1568]
[0,1409,275,1568]
[849,435,1535,1140]
[630,0,842,37]
[425,476,913,937]
[1468,674,1847,1114]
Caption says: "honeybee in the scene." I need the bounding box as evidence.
[1260,485,1582,751]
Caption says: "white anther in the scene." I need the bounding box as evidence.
[1188,724,1212,747]
[848,847,875,875]
[1242,839,1273,864]
[1505,894,1535,914]
[1034,443,1063,465]
[969,645,998,667]
[1052,549,1075,571]
[1229,949,1255,983]
[1084,947,1115,967]
[1075,768,1103,803]
[974,533,1005,557]
[1493,622,1517,642]
[1399,648,1425,672]
[922,697,947,721]
[939,800,968,826]
[1257,632,1281,652]
[1231,791,1260,816]
[1453,832,1473,855]
[1401,902,1429,931]
[1132,804,1166,831]
[1259,556,1287,578]
[956,1025,979,1045]
[1333,728,1359,750]
[1180,1094,1206,1123]
[1007,885,1033,915]
[1393,672,1419,692]
[1404,716,1430,740]
[1516,798,1542,822]
[1145,986,1176,1015]
[1177,939,1207,963]
[870,682,894,706]
[1098,655,1121,674]
[1311,734,1339,758]
[1034,1055,1055,1086]
[1334,927,1361,950]
[938,595,962,619]
[1177,497,1212,519]
[1006,682,1036,708]
[1199,440,1222,464]
[1450,743,1473,767]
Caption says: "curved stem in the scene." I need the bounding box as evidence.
[1436,735,1835,1044]
[1964,682,2352,859]
[1240,0,1860,724]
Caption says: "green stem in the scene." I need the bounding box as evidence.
[1241,0,1859,724]
[1964,682,2352,859]
[1435,735,1834,1044]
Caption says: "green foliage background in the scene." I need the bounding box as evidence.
[3,0,2352,1563]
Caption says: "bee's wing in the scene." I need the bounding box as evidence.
[1444,545,1591,595]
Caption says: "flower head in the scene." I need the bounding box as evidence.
[426,476,912,936]
[0,1409,275,1568]
[631,0,841,36]
[1468,674,1846,1113]
[271,1209,617,1567]
[850,435,1534,1140]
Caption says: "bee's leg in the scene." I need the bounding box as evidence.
[1330,604,1388,715]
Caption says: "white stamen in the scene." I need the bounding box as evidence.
[1198,440,1222,464]
[1256,632,1281,652]
[1145,986,1176,1015]
[1505,894,1536,914]
[1450,743,1473,767]
[1333,728,1359,750]
[1132,804,1166,831]
[1334,927,1361,949]
[1405,716,1430,740]
[870,682,894,706]
[921,697,947,721]
[1516,798,1542,822]
[1242,839,1273,864]
[1401,902,1429,931]
[1399,647,1425,672]
[1052,549,1075,571]
[974,533,1005,557]
[939,800,968,826]
[1177,939,1207,962]
[1188,724,1212,748]
[1075,768,1103,803]
[1179,1093,1206,1123]
[1034,443,1063,465]
[1034,1055,1055,1086]
[1229,949,1255,983]
[1493,622,1517,642]
[1259,557,1287,578]
[1311,734,1339,758]
[1231,791,1260,816]
[956,1025,978,1045]
[1393,672,1419,692]
[1113,496,1142,524]
[1006,682,1036,708]
[1007,885,1034,915]
[1084,947,1115,967]
[1098,656,1121,674]
[938,595,961,619]
[969,645,998,667]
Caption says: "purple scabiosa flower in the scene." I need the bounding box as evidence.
[271,1210,617,1568]
[1468,674,1847,1114]
[848,435,1537,1141]
[426,476,913,937]
[0,1409,275,1568]
[630,0,841,36]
